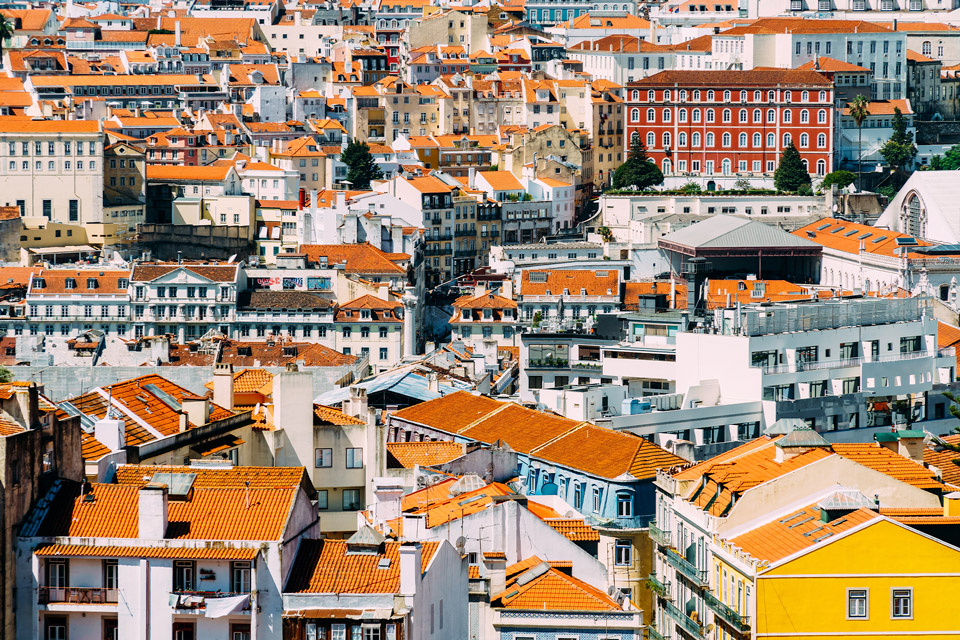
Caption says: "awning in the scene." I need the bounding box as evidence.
[28,245,98,255]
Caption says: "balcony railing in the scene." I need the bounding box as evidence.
[170,591,251,611]
[648,626,670,640]
[647,573,672,600]
[662,598,703,637]
[704,591,751,632]
[39,586,117,605]
[527,359,569,369]
[648,524,671,547]
[661,548,709,588]
[759,349,942,374]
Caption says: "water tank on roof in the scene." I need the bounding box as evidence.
[621,398,652,415]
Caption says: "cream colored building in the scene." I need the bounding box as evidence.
[0,119,104,224]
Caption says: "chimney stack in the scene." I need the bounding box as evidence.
[138,483,169,539]
[181,396,211,427]
[213,363,235,411]
[482,552,506,596]
[94,417,125,452]
[346,386,369,419]
[399,543,422,597]
[175,20,181,47]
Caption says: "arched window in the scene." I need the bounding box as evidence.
[784,110,792,123]
[693,90,701,101]
[753,109,762,123]
[723,90,731,101]
[818,109,827,124]
[767,109,776,123]
[940,284,950,301]
[767,132,775,147]
[664,89,671,101]
[678,131,687,146]
[818,90,826,102]
[707,90,715,101]
[816,159,826,176]
[692,132,701,147]
[631,90,639,101]
[785,90,792,103]
[922,40,932,56]
[663,109,672,123]
[800,109,809,123]
[740,90,747,102]
[679,90,687,101]
[722,132,731,147]
[939,42,944,58]
[722,109,731,123]
[753,133,761,147]
[647,90,655,102]
[801,158,809,172]
[631,108,640,122]
[647,108,656,122]
[754,90,761,101]
[739,109,747,123]
[663,158,672,173]
[692,109,701,123]
[722,158,732,175]
[646,132,655,148]
[800,133,809,147]
[678,108,687,123]
[706,132,715,147]
[739,132,748,147]
[768,90,776,102]
[706,109,715,123]
[818,133,827,148]
[663,131,671,148]
[631,131,640,144]
[801,90,809,102]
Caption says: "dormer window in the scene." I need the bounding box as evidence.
[483,309,492,319]
[361,310,371,320]
[580,288,587,295]
[65,278,76,290]
[462,309,470,320]
[118,279,128,289]
[563,288,570,295]
[32,278,45,289]
[87,278,98,289]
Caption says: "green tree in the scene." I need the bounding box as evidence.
[0,366,10,383]
[820,170,858,191]
[340,139,383,190]
[0,16,14,69]
[678,181,702,194]
[733,177,752,191]
[848,95,870,191]
[773,142,812,192]
[611,137,664,191]
[928,145,960,171]
[938,392,960,470]
[879,107,917,172]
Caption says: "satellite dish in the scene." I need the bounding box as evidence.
[607,586,616,595]
[705,624,715,634]
[455,536,467,554]
[227,254,237,263]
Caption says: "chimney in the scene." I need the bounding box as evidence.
[138,482,169,539]
[474,283,485,297]
[501,279,513,299]
[28,382,40,430]
[468,166,476,189]
[426,372,439,393]
[346,386,368,419]
[182,396,211,427]
[213,363,235,411]
[672,439,695,462]
[178,412,188,433]
[175,20,181,47]
[151,336,170,364]
[896,431,924,464]
[372,477,405,526]
[482,552,506,596]
[399,543,422,597]
[94,417,125,452]
[378,283,391,300]
[945,491,960,517]
[273,368,314,453]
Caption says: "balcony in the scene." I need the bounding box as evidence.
[759,349,939,375]
[647,573,672,600]
[662,598,703,637]
[171,591,251,612]
[661,548,709,588]
[455,228,476,237]
[648,626,670,640]
[648,524,671,547]
[704,591,751,633]
[527,358,569,369]
[39,587,117,605]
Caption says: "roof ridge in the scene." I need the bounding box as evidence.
[455,400,512,434]
[529,421,591,454]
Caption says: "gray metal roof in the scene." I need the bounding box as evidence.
[775,425,832,449]
[764,417,807,436]
[660,215,819,249]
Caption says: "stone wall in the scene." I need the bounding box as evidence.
[135,224,256,261]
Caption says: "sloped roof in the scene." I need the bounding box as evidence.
[299,243,407,274]
[112,464,307,489]
[285,539,440,593]
[493,559,622,611]
[386,441,466,468]
[660,216,820,250]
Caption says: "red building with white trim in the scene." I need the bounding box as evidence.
[624,69,834,189]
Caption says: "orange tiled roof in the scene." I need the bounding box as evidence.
[314,404,366,426]
[623,280,688,310]
[832,443,943,490]
[544,518,600,542]
[35,544,259,560]
[386,441,466,468]
[35,483,296,541]
[112,464,307,489]
[299,243,407,274]
[285,539,440,593]
[81,432,110,461]
[494,559,622,611]
[520,269,619,297]
[925,435,960,487]
[731,504,879,564]
[400,477,458,512]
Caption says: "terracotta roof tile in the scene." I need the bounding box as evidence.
[130,264,239,283]
[35,544,259,560]
[544,518,600,542]
[832,443,943,490]
[494,560,622,611]
[386,441,466,468]
[314,404,366,426]
[285,539,440,593]
[299,243,407,274]
[925,435,960,487]
[112,464,307,489]
[400,477,458,513]
[35,483,296,540]
[520,270,619,297]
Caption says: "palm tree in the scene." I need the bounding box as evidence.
[0,16,14,70]
[848,95,870,192]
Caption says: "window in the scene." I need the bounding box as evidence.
[592,486,602,512]
[573,482,583,509]
[173,561,195,592]
[343,488,362,511]
[232,561,252,593]
[617,493,632,517]
[346,448,363,469]
[892,589,912,619]
[315,448,333,468]
[848,588,868,618]
[614,539,632,566]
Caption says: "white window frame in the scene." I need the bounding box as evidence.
[891,587,913,620]
[847,587,869,620]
